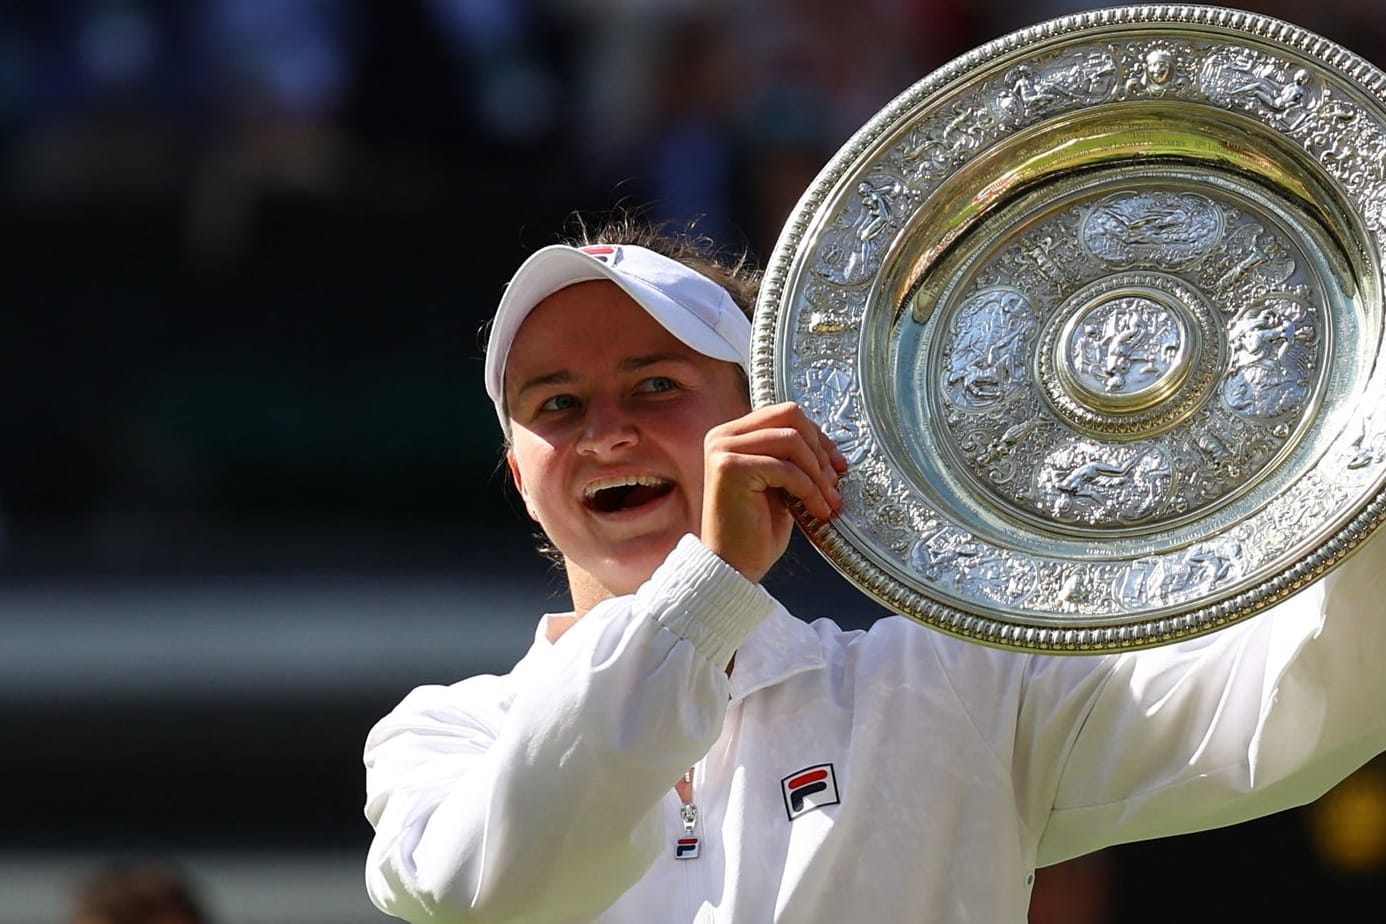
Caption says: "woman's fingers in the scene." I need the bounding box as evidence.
[708,419,841,517]
[700,402,848,582]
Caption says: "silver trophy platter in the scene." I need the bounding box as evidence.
[753,5,1386,652]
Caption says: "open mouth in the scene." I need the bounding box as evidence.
[583,475,675,513]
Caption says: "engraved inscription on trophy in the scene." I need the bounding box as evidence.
[943,288,1037,407]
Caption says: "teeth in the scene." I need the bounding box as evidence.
[583,474,670,499]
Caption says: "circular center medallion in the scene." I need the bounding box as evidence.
[1059,293,1190,411]
[1035,271,1222,441]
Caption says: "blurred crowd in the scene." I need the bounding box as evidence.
[5,0,1379,262]
[0,0,979,264]
[5,1,1386,572]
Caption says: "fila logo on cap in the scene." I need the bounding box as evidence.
[781,763,840,821]
[579,244,621,264]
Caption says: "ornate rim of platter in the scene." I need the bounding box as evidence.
[752,4,1386,652]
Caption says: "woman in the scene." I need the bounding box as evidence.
[364,220,1386,923]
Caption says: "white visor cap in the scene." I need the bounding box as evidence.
[484,243,753,427]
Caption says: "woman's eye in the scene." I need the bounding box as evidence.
[539,393,579,412]
[637,376,677,394]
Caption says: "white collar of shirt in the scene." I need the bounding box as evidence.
[726,603,826,703]
[523,602,825,703]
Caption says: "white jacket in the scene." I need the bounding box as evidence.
[363,534,1386,923]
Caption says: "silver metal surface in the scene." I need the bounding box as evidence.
[753,5,1386,652]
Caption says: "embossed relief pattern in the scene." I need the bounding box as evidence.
[777,25,1383,623]
[933,188,1325,530]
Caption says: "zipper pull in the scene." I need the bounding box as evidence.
[674,769,700,860]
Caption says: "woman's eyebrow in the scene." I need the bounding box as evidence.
[513,353,694,399]
[512,369,574,401]
[619,352,696,372]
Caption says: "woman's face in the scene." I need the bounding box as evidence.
[504,280,750,599]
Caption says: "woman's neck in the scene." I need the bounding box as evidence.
[545,565,613,643]
[567,565,613,616]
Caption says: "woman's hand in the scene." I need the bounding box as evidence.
[700,401,847,583]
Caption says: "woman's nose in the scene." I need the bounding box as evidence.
[576,395,638,455]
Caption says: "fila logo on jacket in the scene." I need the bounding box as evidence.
[781,764,840,821]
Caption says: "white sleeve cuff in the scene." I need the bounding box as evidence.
[636,534,776,668]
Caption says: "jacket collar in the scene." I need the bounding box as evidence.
[727,602,826,703]
[521,602,826,703]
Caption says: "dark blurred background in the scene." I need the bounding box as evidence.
[2,1,1384,922]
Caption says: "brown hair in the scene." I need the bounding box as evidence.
[561,212,762,321]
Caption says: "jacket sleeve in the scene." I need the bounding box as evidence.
[1022,530,1386,866]
[362,535,775,924]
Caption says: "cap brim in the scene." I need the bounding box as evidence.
[484,245,748,409]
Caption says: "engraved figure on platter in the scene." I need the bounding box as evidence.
[958,551,1027,606]
[1346,410,1383,471]
[1202,51,1317,128]
[1125,45,1190,98]
[1159,539,1244,601]
[944,289,1036,407]
[1238,66,1311,112]
[1081,191,1223,266]
[1304,93,1360,166]
[805,281,856,334]
[909,528,986,590]
[993,64,1049,125]
[837,176,913,283]
[1074,299,1181,393]
[1114,557,1163,608]
[1214,223,1296,291]
[1007,232,1070,290]
[1364,186,1386,235]
[804,363,871,465]
[909,528,1016,602]
[1223,297,1318,418]
[1036,442,1171,524]
[901,103,990,178]
[1189,418,1237,462]
[1034,563,1111,613]
[976,415,1042,467]
[991,50,1117,126]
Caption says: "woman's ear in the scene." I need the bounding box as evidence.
[506,451,540,522]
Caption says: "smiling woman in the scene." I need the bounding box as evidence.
[502,279,754,610]
[362,217,1386,924]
